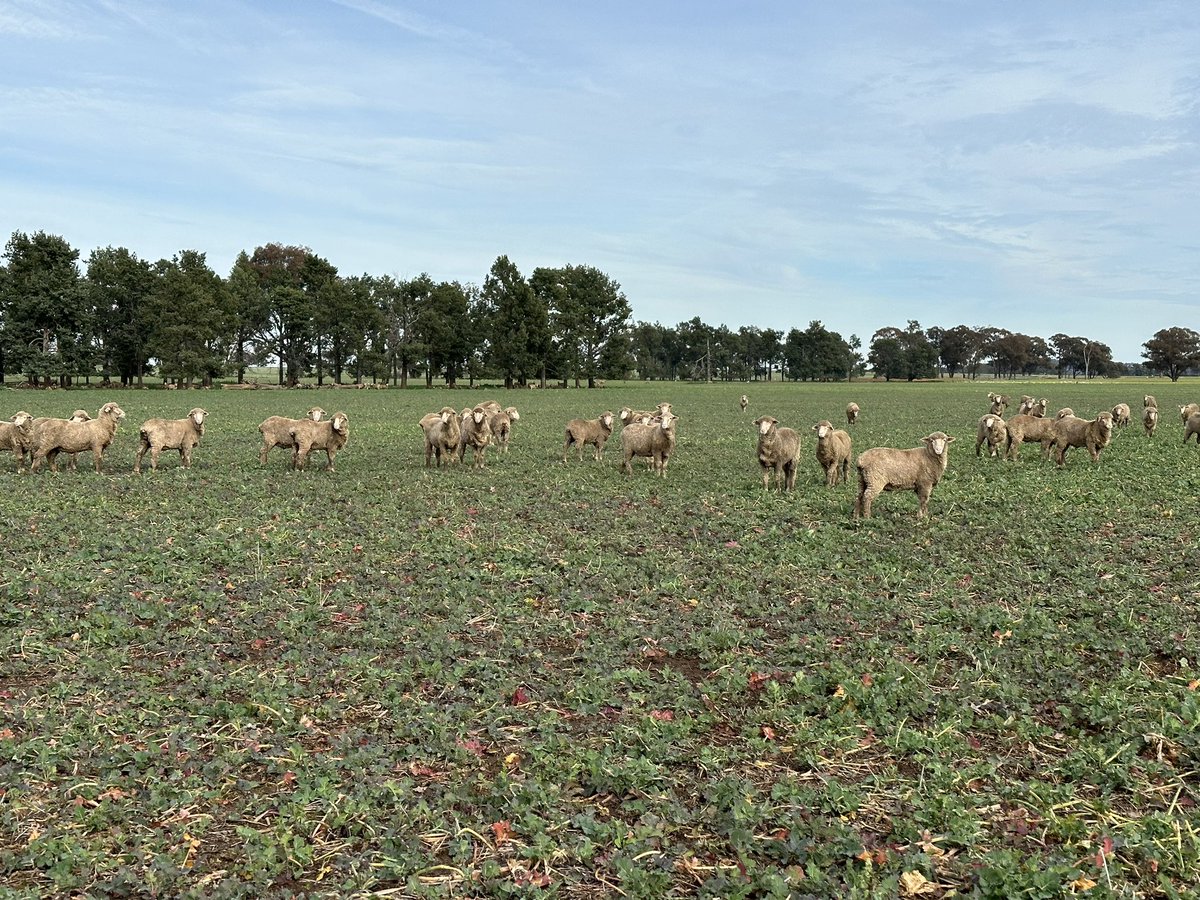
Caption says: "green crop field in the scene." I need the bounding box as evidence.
[2,380,1199,898]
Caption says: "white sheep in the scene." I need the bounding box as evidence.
[974,414,1007,459]
[1181,403,1200,425]
[563,411,615,463]
[1183,413,1200,446]
[845,402,861,425]
[30,402,126,473]
[754,415,801,491]
[1028,399,1049,418]
[1050,411,1114,466]
[258,407,325,464]
[812,420,852,486]
[620,412,678,477]
[1111,403,1131,428]
[457,405,493,468]
[488,406,520,455]
[854,432,956,519]
[289,411,350,471]
[1015,395,1036,416]
[1144,395,1157,409]
[1143,405,1159,437]
[739,394,748,413]
[1055,408,1075,420]
[30,409,93,471]
[420,407,461,467]
[134,407,207,473]
[987,392,1010,415]
[1,411,35,471]
[1004,414,1057,460]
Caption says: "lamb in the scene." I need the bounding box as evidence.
[134,407,208,473]
[30,402,126,473]
[457,405,493,468]
[1111,403,1131,428]
[488,406,520,455]
[1004,414,1058,460]
[974,413,1007,458]
[620,411,678,477]
[563,411,615,462]
[420,407,461,467]
[812,420,852,486]
[845,402,861,425]
[1143,405,1159,437]
[1183,413,1200,446]
[1144,395,1157,409]
[1050,411,1114,466]
[1,411,35,471]
[258,407,325,464]
[1181,403,1200,425]
[987,392,1010,415]
[289,411,350,471]
[854,432,955,519]
[739,394,748,413]
[752,415,801,491]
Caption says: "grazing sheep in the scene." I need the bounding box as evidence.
[134,407,208,473]
[420,407,461,468]
[739,394,748,413]
[457,405,493,468]
[1004,414,1058,460]
[620,412,678,477]
[1,411,35,471]
[488,406,520,455]
[258,407,326,464]
[1050,411,1114,466]
[854,432,956,519]
[1144,395,1157,409]
[30,402,126,473]
[1055,408,1075,420]
[975,414,1008,458]
[1181,403,1200,425]
[563,411,615,463]
[1111,403,1131,428]
[845,402,861,425]
[1143,405,1159,437]
[1183,413,1200,446]
[753,415,801,491]
[812,420,852,486]
[290,411,350,471]
[987,392,1010,415]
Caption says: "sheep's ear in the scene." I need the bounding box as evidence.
[945,435,956,443]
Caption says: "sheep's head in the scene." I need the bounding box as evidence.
[332,412,349,434]
[1145,408,1158,423]
[100,402,126,421]
[11,411,33,429]
[471,407,487,425]
[439,410,452,424]
[1144,396,1155,407]
[308,407,325,422]
[923,433,955,456]
[600,412,614,428]
[659,412,678,432]
[656,402,672,414]
[813,420,834,439]
[71,409,92,422]
[755,416,777,436]
[983,415,997,430]
[1096,411,1114,432]
[189,408,208,431]
[619,407,633,423]
[505,407,520,421]
[1056,408,1074,420]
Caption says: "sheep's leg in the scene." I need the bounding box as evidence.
[915,484,932,517]
[134,441,147,474]
[784,461,796,491]
[92,447,104,474]
[181,446,191,468]
[47,449,61,473]
[260,443,271,465]
[856,480,878,518]
[761,467,770,490]
[325,449,336,471]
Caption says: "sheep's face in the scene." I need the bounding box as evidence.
[756,416,776,436]
[619,408,633,423]
[308,408,325,422]
[1057,409,1074,420]
[600,413,613,428]
[660,413,678,432]
[11,411,33,428]
[983,416,996,430]
[924,433,955,456]
[471,408,486,425]
[71,410,92,422]
[815,422,833,439]
[1097,412,1113,432]
[190,408,208,428]
[100,403,125,421]
[1145,409,1158,424]
[332,413,349,434]
[439,410,452,424]
[506,408,520,421]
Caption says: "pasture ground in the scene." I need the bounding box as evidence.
[2,379,1198,898]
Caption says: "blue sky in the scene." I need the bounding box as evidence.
[2,1,1198,362]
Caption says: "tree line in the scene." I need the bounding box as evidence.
[2,230,1197,387]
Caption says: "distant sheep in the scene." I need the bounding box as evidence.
[753,415,801,491]
[975,414,1007,458]
[620,412,678,477]
[420,407,461,468]
[1184,413,1200,446]
[987,392,1010,415]
[1050,411,1114,466]
[1111,403,1131,428]
[1004,414,1057,460]
[457,405,493,468]
[1143,405,1159,437]
[563,411,615,463]
[30,402,126,473]
[1015,395,1036,416]
[134,407,207,473]
[739,394,748,413]
[1,411,35,471]
[258,407,326,464]
[290,411,350,471]
[854,432,956,519]
[812,420,852,486]
[845,402,861,425]
[1181,403,1200,425]
[619,406,655,428]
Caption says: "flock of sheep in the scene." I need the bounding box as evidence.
[4,390,1199,519]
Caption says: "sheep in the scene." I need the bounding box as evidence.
[1004,414,1058,460]
[987,392,1010,415]
[1143,405,1159,437]
[420,407,461,468]
[1180,403,1200,425]
[134,408,207,473]
[29,409,93,471]
[974,413,1007,458]
[1050,411,1114,466]
[812,420,852,486]
[845,402,861,425]
[1028,399,1048,418]
[289,411,350,471]
[563,411,615,463]
[854,432,956,519]
[1111,403,1131,428]
[752,415,801,491]
[1055,408,1075,420]
[258,407,325,464]
[619,405,669,428]
[739,394,748,413]
[30,402,126,473]
[1015,395,1036,416]
[1,411,35,471]
[1184,413,1200,446]
[1144,395,1157,409]
[620,411,678,477]
[457,405,493,468]
[479,400,503,415]
[488,406,520,455]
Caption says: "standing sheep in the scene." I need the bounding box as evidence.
[1181,403,1200,425]
[1004,414,1057,460]
[812,420,852,486]
[1143,405,1159,437]
[420,407,461,468]
[987,393,1010,415]
[1015,395,1036,416]
[457,406,493,468]
[1111,403,1131,428]
[1,411,35,471]
[1050,411,1114,466]
[845,402,861,425]
[974,414,1007,458]
[30,409,93,471]
[620,412,678,477]
[1028,399,1049,418]
[258,408,326,464]
[290,412,350,471]
[134,408,208,473]
[753,415,801,491]
[30,402,126,473]
[1183,413,1200,446]
[1144,395,1157,409]
[563,411,615,463]
[488,406,520,455]
[739,394,748,413]
[854,432,956,519]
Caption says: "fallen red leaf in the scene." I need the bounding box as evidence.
[281,771,297,786]
[491,820,515,845]
[510,686,530,706]
[649,709,674,721]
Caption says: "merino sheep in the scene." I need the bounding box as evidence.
[290,411,350,471]
[854,432,956,519]
[30,402,126,473]
[1181,403,1200,425]
[753,415,801,491]
[258,408,325,464]
[987,392,1010,415]
[563,411,615,463]
[1144,395,1157,409]
[620,412,678,477]
[1028,399,1048,418]
[1015,395,1036,416]
[1183,413,1200,446]
[29,409,93,471]
[488,406,520,455]
[134,408,207,473]
[975,414,1007,458]
[1004,414,1057,460]
[1143,405,1159,437]
[457,405,493,468]
[1,411,35,471]
[420,407,461,467]
[845,402,861,425]
[739,394,748,413]
[812,420,852,486]
[1050,411,1114,466]
[1111,403,1131,428]
[1056,408,1075,420]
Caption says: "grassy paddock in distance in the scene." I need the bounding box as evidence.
[2,378,1199,897]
